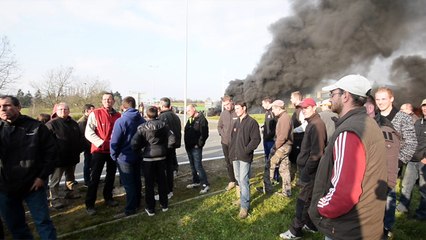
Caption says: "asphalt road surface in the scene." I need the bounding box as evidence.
[73,116,265,182]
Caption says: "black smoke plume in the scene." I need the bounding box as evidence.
[225,0,426,107]
[390,55,426,106]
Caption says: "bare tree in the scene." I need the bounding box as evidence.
[31,66,74,106]
[0,36,20,92]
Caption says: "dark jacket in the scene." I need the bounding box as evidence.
[184,113,209,149]
[45,116,83,167]
[0,115,56,197]
[218,109,237,145]
[78,115,91,152]
[110,108,146,164]
[309,108,387,240]
[159,109,182,148]
[131,119,175,161]
[412,117,426,162]
[229,114,261,163]
[296,113,327,182]
[263,108,276,141]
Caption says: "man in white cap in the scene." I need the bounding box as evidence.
[308,75,387,240]
[269,99,293,197]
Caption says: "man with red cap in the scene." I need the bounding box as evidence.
[280,98,327,239]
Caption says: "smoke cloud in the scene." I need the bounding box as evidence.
[225,0,426,107]
[390,55,426,106]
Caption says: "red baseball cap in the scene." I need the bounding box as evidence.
[298,98,316,108]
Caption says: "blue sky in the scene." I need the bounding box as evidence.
[0,0,292,101]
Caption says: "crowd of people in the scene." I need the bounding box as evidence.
[0,73,425,239]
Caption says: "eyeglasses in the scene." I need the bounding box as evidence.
[329,91,344,98]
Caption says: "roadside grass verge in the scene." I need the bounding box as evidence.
[23,157,426,239]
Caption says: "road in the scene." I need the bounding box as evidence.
[73,116,265,182]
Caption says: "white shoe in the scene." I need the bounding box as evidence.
[168,192,173,199]
[199,185,210,194]
[186,183,201,189]
[279,230,300,239]
[154,194,159,201]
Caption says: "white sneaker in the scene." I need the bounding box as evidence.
[155,192,173,201]
[199,185,210,194]
[279,230,300,239]
[186,183,201,189]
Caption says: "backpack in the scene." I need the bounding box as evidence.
[376,115,401,189]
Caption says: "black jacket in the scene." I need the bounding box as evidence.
[78,115,91,152]
[412,117,426,162]
[46,116,83,167]
[184,113,209,149]
[229,115,261,163]
[159,109,182,148]
[263,108,276,141]
[131,119,175,160]
[0,115,56,197]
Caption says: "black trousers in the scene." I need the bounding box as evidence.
[85,152,117,208]
[165,149,177,193]
[143,160,168,211]
[221,143,236,182]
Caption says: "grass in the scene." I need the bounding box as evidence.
[19,156,426,240]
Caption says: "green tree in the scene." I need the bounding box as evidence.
[22,91,33,107]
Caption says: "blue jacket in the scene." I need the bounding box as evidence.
[110,108,146,164]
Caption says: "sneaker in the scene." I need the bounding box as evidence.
[86,208,96,216]
[279,230,301,239]
[64,192,81,199]
[186,183,201,189]
[200,185,210,194]
[275,192,291,198]
[145,208,155,216]
[225,182,236,191]
[302,224,317,233]
[51,201,65,209]
[396,204,408,213]
[154,194,160,201]
[256,186,272,195]
[168,192,174,199]
[238,208,248,219]
[105,199,119,207]
[162,207,169,212]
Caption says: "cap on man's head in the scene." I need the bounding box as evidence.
[272,100,285,108]
[422,99,426,106]
[322,74,371,97]
[298,98,316,108]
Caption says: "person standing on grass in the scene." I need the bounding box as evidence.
[309,74,387,240]
[229,101,261,219]
[375,87,417,238]
[158,97,182,199]
[279,98,326,239]
[46,102,83,209]
[396,99,426,220]
[85,92,121,215]
[184,104,210,194]
[257,97,277,194]
[78,104,95,187]
[217,95,238,191]
[131,106,175,216]
[110,96,146,216]
[269,100,293,197]
[0,95,57,239]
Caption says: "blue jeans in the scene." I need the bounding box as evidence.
[117,161,142,215]
[233,160,251,210]
[398,162,426,212]
[262,140,275,191]
[186,147,209,186]
[0,187,57,239]
[384,187,396,230]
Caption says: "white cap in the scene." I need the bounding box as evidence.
[322,74,371,97]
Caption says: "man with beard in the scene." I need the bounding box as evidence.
[309,75,387,240]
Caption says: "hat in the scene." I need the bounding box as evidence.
[298,98,316,108]
[272,100,285,108]
[322,74,371,97]
[422,99,426,106]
